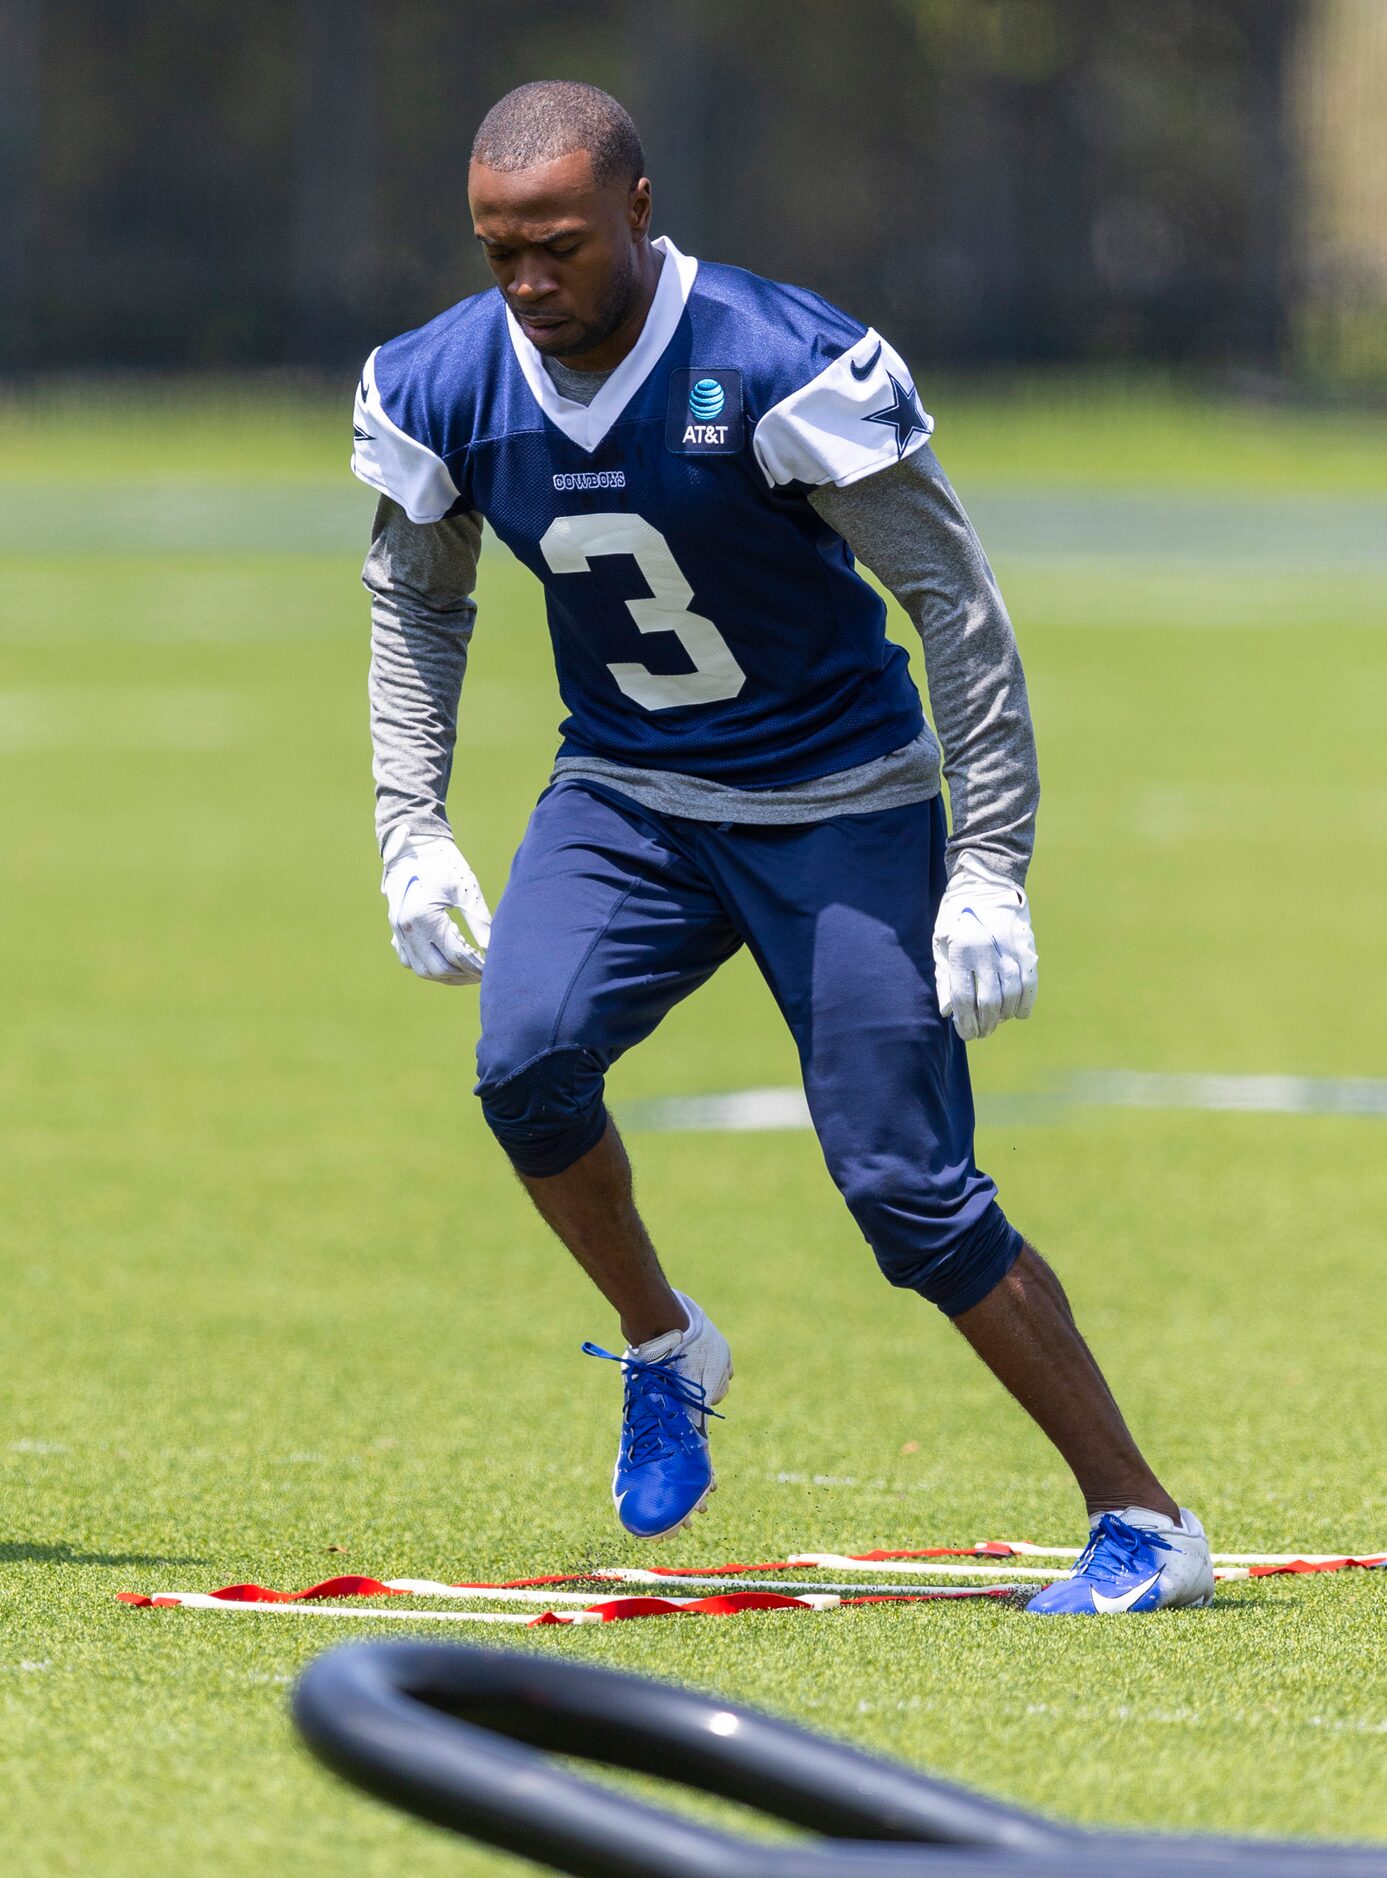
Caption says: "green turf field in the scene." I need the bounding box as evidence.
[2,379,1385,1873]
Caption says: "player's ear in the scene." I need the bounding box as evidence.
[628,176,652,240]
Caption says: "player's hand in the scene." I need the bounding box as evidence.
[381,833,491,985]
[932,853,1038,1042]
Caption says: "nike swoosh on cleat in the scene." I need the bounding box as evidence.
[1091,1570,1162,1613]
[849,341,883,381]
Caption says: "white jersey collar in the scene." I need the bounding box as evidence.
[504,234,698,454]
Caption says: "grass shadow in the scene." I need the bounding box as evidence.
[0,1541,209,1567]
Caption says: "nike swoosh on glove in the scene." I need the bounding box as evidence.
[381,831,492,986]
[931,851,1038,1042]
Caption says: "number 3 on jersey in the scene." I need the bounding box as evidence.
[539,512,746,712]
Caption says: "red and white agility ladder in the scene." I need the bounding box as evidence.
[118,1540,1385,1628]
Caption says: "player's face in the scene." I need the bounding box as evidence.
[469,150,652,362]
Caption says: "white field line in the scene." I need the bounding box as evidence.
[142,1594,548,1624]
[789,1554,1060,1581]
[786,1553,1251,1584]
[972,1542,1385,1565]
[630,1088,812,1131]
[132,1545,1383,1619]
[589,1572,1022,1597]
[389,1580,839,1609]
[390,1580,623,1605]
[974,1544,1083,1558]
[626,1073,1387,1133]
[137,1590,842,1622]
[1070,1070,1387,1120]
[395,1576,1017,1601]
[1204,1553,1385,1566]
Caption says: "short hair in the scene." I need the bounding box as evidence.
[471,81,645,189]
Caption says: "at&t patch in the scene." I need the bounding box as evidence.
[665,369,743,454]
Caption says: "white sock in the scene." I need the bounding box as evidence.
[629,1327,682,1364]
[627,1293,695,1365]
[1097,1505,1201,1537]
[624,1292,732,1420]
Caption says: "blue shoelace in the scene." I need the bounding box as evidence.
[1074,1513,1175,1584]
[583,1342,724,1468]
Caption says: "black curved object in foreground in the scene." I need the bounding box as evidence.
[293,1643,1387,1878]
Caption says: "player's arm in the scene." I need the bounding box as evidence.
[809,447,1037,885]
[809,448,1039,1041]
[364,495,492,985]
[352,350,492,986]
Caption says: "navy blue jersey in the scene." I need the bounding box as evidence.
[352,237,935,787]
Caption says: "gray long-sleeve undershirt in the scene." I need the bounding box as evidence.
[365,418,1037,883]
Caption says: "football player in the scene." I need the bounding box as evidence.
[351,81,1213,1614]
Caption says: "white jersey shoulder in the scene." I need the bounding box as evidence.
[351,347,461,525]
[752,329,934,491]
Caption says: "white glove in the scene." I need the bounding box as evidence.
[932,852,1038,1042]
[381,832,492,986]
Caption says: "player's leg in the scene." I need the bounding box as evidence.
[951,1240,1173,1517]
[475,780,735,1351]
[697,800,1211,1609]
[515,1119,677,1346]
[474,779,738,1537]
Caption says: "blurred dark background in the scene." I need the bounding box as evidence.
[3,0,1386,388]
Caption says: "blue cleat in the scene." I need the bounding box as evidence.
[583,1338,725,1541]
[1027,1508,1214,1614]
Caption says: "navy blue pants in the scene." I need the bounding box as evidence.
[475,779,1021,1317]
